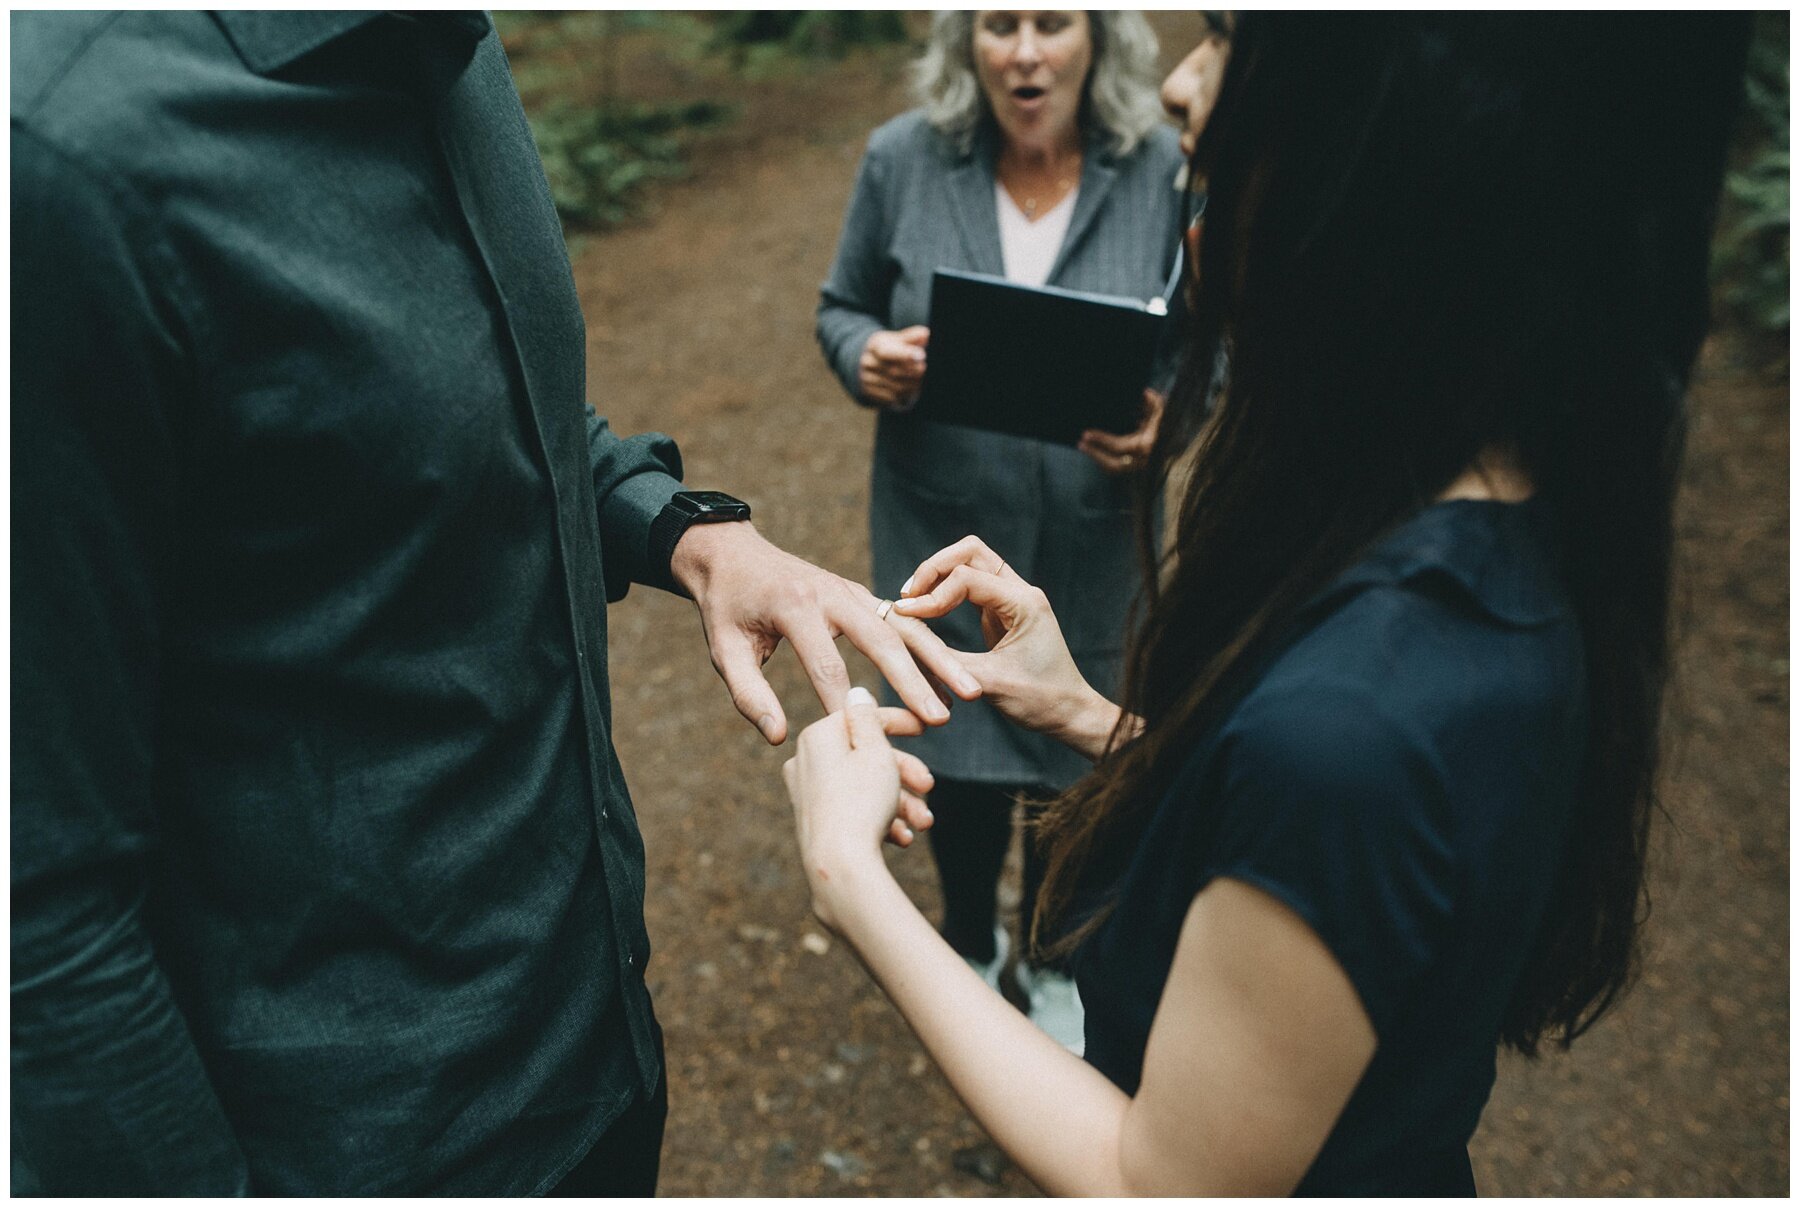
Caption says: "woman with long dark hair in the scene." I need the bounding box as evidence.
[783,14,1750,1195]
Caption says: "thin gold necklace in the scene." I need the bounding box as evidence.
[1021,175,1073,217]
[1008,150,1081,217]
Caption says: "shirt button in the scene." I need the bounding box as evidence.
[624,952,635,969]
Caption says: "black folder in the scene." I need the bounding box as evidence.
[913,268,1166,447]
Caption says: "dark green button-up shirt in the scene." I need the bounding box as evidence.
[13,11,683,1195]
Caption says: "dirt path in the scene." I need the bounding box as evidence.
[537,21,1788,1196]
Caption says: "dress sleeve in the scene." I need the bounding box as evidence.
[12,125,251,1195]
[1198,678,1459,1039]
[815,135,895,405]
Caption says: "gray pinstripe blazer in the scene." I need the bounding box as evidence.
[817,109,1185,787]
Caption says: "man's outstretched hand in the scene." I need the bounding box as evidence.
[669,521,982,744]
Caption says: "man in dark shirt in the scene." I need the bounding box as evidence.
[11,12,963,1195]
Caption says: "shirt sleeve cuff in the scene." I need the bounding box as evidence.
[597,468,684,602]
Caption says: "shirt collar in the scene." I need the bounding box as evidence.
[1312,498,1571,629]
[213,11,489,75]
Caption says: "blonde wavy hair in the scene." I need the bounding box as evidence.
[912,11,1165,157]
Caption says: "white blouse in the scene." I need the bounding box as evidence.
[995,181,1078,287]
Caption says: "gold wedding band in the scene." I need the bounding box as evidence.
[875,599,896,621]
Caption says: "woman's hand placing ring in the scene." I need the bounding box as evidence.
[875,599,896,621]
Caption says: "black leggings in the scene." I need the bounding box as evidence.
[924,776,1060,970]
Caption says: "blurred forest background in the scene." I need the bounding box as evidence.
[493,11,1789,1196]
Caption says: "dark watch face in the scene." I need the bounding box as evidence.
[675,490,751,517]
[684,491,742,509]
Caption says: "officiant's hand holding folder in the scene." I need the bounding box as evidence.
[909,266,1175,448]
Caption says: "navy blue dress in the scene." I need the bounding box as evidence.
[1073,500,1588,1196]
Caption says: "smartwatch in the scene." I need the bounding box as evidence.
[648,490,753,591]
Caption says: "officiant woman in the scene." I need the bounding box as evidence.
[814,10,1185,1050]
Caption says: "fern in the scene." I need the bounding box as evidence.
[1716,14,1789,333]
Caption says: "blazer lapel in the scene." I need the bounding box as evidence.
[943,130,1006,276]
[1047,139,1120,284]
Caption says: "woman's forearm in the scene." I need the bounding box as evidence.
[823,858,1139,1196]
[1048,686,1144,762]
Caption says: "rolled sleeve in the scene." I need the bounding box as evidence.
[585,410,684,599]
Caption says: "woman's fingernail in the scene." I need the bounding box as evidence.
[900,576,915,598]
[927,699,949,722]
[847,686,876,707]
[958,675,981,697]
[757,714,779,740]
[898,824,914,842]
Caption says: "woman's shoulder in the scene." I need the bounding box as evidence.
[1184,580,1580,903]
[864,108,956,166]
[1098,121,1183,184]
[1225,507,1586,784]
[1097,123,1185,213]
[1124,121,1184,169]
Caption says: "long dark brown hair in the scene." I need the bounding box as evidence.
[1035,13,1749,1054]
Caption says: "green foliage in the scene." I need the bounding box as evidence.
[487,10,534,43]
[1716,14,1789,333]
[528,99,732,230]
[497,12,732,230]
[500,11,909,231]
[710,11,908,59]
[493,10,681,46]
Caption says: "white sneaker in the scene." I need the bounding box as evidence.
[960,926,1010,992]
[1017,964,1085,1055]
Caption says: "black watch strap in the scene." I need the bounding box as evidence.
[648,490,752,593]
